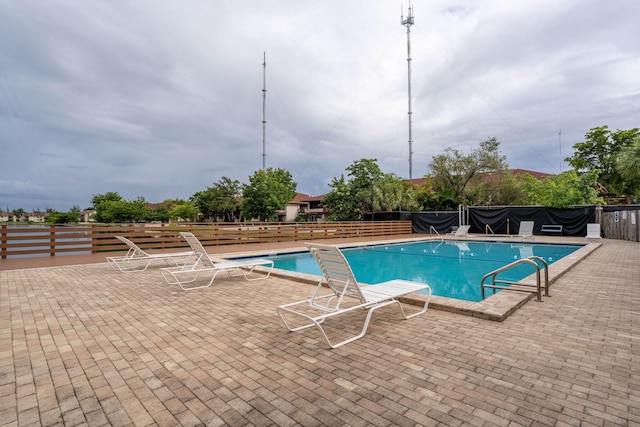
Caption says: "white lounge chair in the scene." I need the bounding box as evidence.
[585,223,602,242]
[517,221,534,240]
[277,242,431,348]
[447,225,470,236]
[160,232,274,290]
[107,236,196,273]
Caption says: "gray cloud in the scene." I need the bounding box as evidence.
[1,0,639,211]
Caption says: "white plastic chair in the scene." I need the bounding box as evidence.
[585,223,602,242]
[517,221,534,240]
[447,225,470,236]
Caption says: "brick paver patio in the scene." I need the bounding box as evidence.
[1,237,638,426]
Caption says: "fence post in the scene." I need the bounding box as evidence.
[1,224,6,259]
[92,224,98,254]
[50,224,56,257]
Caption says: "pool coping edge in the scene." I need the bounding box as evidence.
[221,237,603,322]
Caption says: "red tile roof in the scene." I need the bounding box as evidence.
[406,169,553,187]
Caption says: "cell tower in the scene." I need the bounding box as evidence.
[401,5,415,179]
[262,52,267,171]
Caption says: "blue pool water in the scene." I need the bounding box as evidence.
[263,240,582,302]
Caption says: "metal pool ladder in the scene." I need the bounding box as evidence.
[429,225,444,242]
[481,256,549,302]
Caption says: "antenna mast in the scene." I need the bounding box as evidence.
[401,5,415,179]
[262,52,267,171]
[558,128,562,173]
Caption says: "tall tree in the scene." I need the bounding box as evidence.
[463,170,526,206]
[616,135,640,201]
[322,175,362,221]
[148,204,171,223]
[375,173,419,212]
[565,126,640,196]
[322,159,383,220]
[375,174,402,212]
[93,195,150,223]
[170,202,200,222]
[345,158,384,215]
[399,181,421,212]
[91,192,124,223]
[429,137,507,205]
[192,177,242,221]
[91,192,123,208]
[241,168,297,221]
[519,170,603,207]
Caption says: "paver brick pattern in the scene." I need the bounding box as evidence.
[1,239,638,426]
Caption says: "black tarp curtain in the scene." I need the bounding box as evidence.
[410,206,597,236]
[410,212,459,234]
[467,206,596,236]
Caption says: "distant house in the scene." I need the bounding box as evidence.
[25,212,49,223]
[0,211,49,223]
[0,210,97,223]
[277,193,329,222]
[301,195,329,222]
[81,210,96,222]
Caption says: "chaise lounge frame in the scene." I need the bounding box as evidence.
[107,236,196,273]
[277,242,431,348]
[446,224,470,237]
[160,232,274,290]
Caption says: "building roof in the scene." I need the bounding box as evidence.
[406,169,554,187]
[290,193,324,204]
[509,168,554,180]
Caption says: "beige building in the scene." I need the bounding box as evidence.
[277,193,329,222]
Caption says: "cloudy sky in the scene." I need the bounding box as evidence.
[1,1,639,212]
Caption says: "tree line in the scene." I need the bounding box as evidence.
[88,168,297,223]
[12,125,639,223]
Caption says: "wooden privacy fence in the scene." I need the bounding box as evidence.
[602,210,639,242]
[0,221,413,259]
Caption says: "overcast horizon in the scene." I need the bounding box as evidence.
[1,0,639,212]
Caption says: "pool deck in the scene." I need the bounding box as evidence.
[1,234,638,425]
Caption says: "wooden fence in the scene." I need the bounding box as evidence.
[602,210,639,242]
[0,221,413,259]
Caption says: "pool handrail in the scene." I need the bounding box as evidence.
[481,255,549,302]
[429,226,444,242]
[485,224,495,236]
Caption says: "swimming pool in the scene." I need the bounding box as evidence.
[263,240,583,302]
